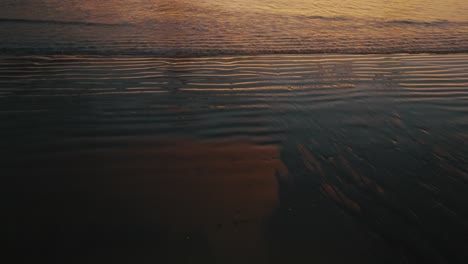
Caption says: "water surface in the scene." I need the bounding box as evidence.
[3,54,468,263]
[2,1,468,263]
[1,0,467,55]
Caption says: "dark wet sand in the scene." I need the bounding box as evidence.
[2,54,468,263]
[7,139,286,263]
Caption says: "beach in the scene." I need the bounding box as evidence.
[2,0,468,263]
[3,54,468,263]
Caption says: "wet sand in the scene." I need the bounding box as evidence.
[2,54,468,263]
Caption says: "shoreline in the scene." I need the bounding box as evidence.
[2,51,468,58]
[3,52,468,263]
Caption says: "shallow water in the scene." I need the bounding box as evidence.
[1,0,468,55]
[3,1,468,263]
[2,54,468,263]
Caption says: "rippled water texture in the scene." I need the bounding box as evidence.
[3,54,468,263]
[1,0,468,55]
[2,1,468,263]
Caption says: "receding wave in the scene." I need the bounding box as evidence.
[1,47,468,57]
[1,54,467,134]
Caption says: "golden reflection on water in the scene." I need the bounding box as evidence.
[2,0,467,54]
[2,0,467,23]
[203,0,466,21]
